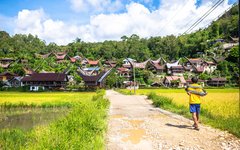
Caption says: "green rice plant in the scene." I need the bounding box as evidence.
[148,92,172,107]
[0,91,109,149]
[146,92,240,137]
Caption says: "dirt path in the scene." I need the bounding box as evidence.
[106,90,240,150]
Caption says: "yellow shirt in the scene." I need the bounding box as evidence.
[187,83,203,104]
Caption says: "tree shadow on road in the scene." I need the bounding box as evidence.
[165,123,193,130]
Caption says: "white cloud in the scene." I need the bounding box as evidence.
[12,0,233,45]
[69,0,124,13]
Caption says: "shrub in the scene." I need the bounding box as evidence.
[147,92,172,107]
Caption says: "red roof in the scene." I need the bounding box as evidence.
[171,65,184,69]
[88,60,99,65]
[54,52,67,60]
[188,58,203,63]
[0,63,10,68]
[70,57,77,63]
[22,73,68,82]
[165,76,186,83]
[117,67,129,72]
[23,68,36,75]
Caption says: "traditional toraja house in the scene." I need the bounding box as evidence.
[8,77,23,87]
[35,52,52,59]
[186,78,206,87]
[185,57,217,74]
[69,55,82,63]
[20,59,28,64]
[131,59,150,69]
[54,52,68,63]
[78,68,112,88]
[82,67,100,75]
[117,67,132,80]
[104,60,117,68]
[0,58,14,69]
[87,59,100,66]
[163,76,186,88]
[23,67,36,76]
[202,61,217,74]
[148,57,166,74]
[21,73,68,91]
[122,58,136,69]
[170,66,185,75]
[207,78,227,87]
[0,72,18,81]
[166,59,181,75]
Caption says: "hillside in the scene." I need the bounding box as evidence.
[0,4,238,86]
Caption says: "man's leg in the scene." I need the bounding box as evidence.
[192,112,198,128]
[196,112,200,123]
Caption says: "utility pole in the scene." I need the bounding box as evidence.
[133,62,136,95]
[126,58,136,95]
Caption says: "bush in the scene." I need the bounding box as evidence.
[147,92,172,107]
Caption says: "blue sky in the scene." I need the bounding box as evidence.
[0,0,237,45]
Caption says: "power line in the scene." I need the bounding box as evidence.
[201,2,237,29]
[183,0,224,34]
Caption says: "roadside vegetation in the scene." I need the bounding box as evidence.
[0,90,109,149]
[118,88,240,137]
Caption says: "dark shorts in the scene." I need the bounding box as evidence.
[190,104,201,113]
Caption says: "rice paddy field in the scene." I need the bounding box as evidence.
[0,91,109,149]
[136,89,239,118]
[0,92,95,105]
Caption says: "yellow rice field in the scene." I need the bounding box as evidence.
[126,89,239,118]
[0,92,95,104]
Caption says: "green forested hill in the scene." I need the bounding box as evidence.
[0,4,238,83]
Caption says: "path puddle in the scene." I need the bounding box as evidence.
[111,114,124,119]
[121,129,146,144]
[0,108,68,131]
[127,120,144,127]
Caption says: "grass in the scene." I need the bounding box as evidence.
[0,92,95,105]
[0,90,109,149]
[118,88,240,137]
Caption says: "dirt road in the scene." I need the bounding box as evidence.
[106,90,240,150]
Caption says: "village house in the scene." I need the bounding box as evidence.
[170,66,185,76]
[69,55,82,63]
[104,60,117,68]
[207,78,227,87]
[21,73,68,91]
[186,78,206,87]
[147,57,166,74]
[163,76,186,88]
[54,52,68,63]
[117,67,132,80]
[202,61,217,74]
[166,59,182,75]
[35,52,52,59]
[82,67,100,75]
[78,68,112,88]
[122,58,136,69]
[132,59,150,69]
[87,59,100,67]
[8,77,23,87]
[0,72,18,81]
[23,67,36,76]
[0,58,14,69]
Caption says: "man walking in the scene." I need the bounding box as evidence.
[185,77,207,130]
